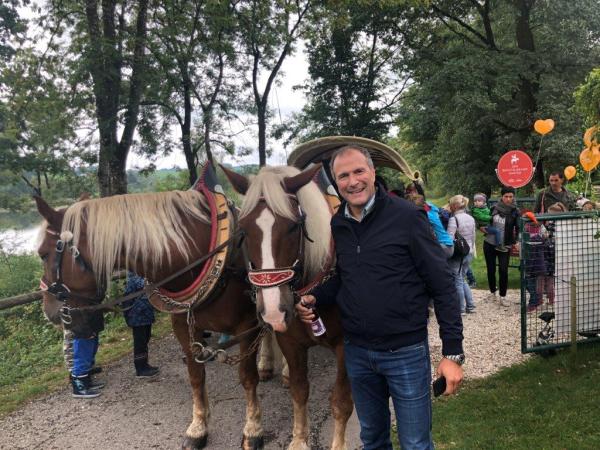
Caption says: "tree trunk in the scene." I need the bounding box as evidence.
[203,110,214,167]
[257,103,267,167]
[182,77,196,186]
[513,0,542,185]
[85,0,148,196]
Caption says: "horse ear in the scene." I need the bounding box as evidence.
[283,164,322,193]
[34,195,62,227]
[78,192,91,201]
[219,164,249,195]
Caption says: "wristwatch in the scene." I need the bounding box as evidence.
[443,354,465,366]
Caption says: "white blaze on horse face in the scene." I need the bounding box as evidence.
[256,209,287,332]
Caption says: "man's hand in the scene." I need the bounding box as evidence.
[435,358,464,396]
[295,295,316,324]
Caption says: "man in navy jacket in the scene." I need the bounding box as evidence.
[297,145,463,450]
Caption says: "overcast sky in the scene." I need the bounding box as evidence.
[128,46,310,170]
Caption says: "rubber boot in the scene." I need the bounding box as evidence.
[71,374,101,399]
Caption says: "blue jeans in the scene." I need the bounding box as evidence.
[448,253,475,312]
[72,336,99,377]
[344,340,434,450]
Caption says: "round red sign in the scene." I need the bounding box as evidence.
[496,150,534,188]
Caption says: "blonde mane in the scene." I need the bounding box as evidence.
[62,190,210,286]
[240,166,332,282]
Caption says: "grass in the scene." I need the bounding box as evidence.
[0,311,172,418]
[431,342,600,449]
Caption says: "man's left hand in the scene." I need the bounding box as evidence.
[435,358,464,395]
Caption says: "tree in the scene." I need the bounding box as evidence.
[574,68,600,127]
[82,0,149,196]
[235,0,311,166]
[284,1,412,143]
[396,0,600,196]
[144,0,238,185]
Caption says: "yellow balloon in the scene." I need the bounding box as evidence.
[579,147,599,172]
[534,119,555,135]
[584,126,598,148]
[564,165,577,180]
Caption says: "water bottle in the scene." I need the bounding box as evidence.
[302,300,326,336]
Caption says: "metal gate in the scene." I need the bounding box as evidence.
[520,210,600,353]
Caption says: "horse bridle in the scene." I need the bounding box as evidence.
[242,196,312,302]
[39,229,105,324]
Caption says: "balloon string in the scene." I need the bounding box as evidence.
[534,135,545,185]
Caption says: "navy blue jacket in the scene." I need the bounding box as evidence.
[312,185,463,355]
[123,273,155,327]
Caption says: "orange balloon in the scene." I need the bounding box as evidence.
[564,165,577,180]
[534,119,555,135]
[579,147,600,172]
[584,126,598,148]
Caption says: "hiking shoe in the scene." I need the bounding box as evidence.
[468,280,477,288]
[136,365,160,378]
[499,296,510,307]
[466,308,476,314]
[495,245,509,252]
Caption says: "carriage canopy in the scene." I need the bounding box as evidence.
[287,136,420,181]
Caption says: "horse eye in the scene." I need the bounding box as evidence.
[40,254,49,261]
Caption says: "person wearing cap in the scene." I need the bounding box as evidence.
[483,187,520,306]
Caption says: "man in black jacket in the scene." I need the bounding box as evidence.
[297,145,463,450]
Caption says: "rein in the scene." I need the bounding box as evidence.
[42,229,246,314]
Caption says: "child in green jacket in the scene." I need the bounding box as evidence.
[472,193,505,251]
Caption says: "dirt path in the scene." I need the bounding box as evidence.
[0,333,361,450]
[0,289,528,449]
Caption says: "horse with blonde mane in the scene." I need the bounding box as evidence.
[34,189,266,450]
[221,164,353,450]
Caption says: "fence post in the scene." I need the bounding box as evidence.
[570,275,577,353]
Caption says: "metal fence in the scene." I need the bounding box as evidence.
[520,210,600,354]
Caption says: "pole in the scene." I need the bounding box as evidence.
[570,275,577,353]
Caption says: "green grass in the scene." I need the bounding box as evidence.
[431,343,600,449]
[0,308,172,418]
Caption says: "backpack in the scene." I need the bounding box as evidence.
[451,215,470,259]
[438,208,450,230]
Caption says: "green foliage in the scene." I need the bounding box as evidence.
[574,68,600,127]
[396,0,600,198]
[283,0,409,143]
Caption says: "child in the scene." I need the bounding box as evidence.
[472,193,505,251]
[535,203,564,308]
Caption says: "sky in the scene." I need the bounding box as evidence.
[128,46,310,170]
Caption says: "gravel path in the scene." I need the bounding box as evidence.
[0,289,528,449]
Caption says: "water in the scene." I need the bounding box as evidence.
[0,226,42,254]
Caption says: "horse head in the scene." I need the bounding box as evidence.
[222,164,329,333]
[34,195,100,328]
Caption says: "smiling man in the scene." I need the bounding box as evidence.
[296,145,464,450]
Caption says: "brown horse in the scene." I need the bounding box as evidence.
[222,164,354,450]
[34,190,266,450]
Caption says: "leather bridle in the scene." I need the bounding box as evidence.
[39,229,105,324]
[242,196,314,302]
